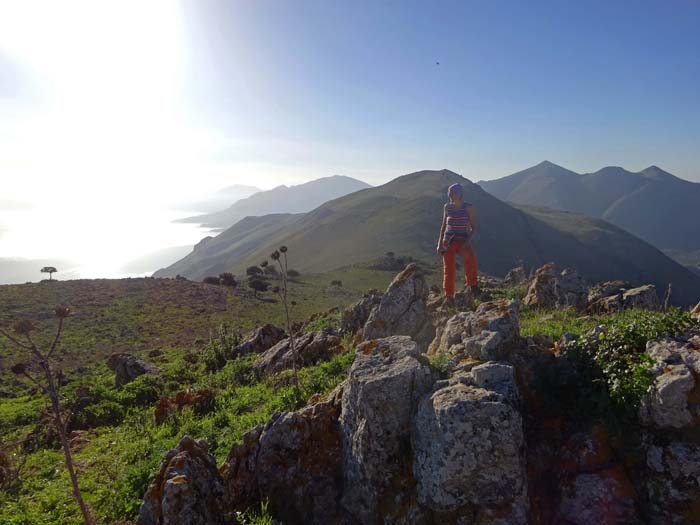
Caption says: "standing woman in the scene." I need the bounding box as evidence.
[436,183,479,299]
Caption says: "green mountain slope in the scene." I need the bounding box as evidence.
[157,169,700,306]
[175,175,371,230]
[479,161,700,253]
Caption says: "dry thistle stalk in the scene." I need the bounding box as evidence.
[0,305,95,525]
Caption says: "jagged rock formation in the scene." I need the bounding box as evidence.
[523,263,586,310]
[106,353,160,387]
[234,323,286,356]
[340,291,383,334]
[252,329,343,376]
[692,302,700,320]
[135,265,700,524]
[220,393,344,525]
[587,282,659,313]
[504,265,526,286]
[363,263,434,351]
[136,437,227,525]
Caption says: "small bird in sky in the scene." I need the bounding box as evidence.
[436,61,440,65]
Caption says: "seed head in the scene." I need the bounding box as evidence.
[260,261,268,268]
[54,305,71,318]
[279,246,288,253]
[272,286,280,294]
[270,250,280,261]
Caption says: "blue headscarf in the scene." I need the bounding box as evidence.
[448,183,463,199]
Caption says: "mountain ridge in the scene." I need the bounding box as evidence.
[156,169,700,306]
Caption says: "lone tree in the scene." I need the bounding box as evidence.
[246,266,263,277]
[0,306,95,524]
[41,266,57,281]
[218,272,237,288]
[248,277,268,297]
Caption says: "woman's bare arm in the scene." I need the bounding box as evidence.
[467,205,477,239]
[437,204,447,252]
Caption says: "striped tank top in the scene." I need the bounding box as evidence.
[443,202,472,243]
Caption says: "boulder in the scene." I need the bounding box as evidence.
[220,395,344,525]
[363,263,434,351]
[640,333,700,429]
[136,436,227,525]
[155,390,216,425]
[413,363,527,523]
[523,263,558,308]
[504,266,526,286]
[646,442,700,524]
[554,268,587,310]
[252,330,343,376]
[692,302,700,321]
[235,323,286,356]
[106,353,160,387]
[587,281,628,305]
[622,284,659,310]
[428,299,520,367]
[340,336,435,523]
[340,292,383,334]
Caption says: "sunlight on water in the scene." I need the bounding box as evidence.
[0,203,211,282]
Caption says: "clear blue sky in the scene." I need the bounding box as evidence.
[176,0,700,183]
[1,0,699,195]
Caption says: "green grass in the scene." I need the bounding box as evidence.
[0,350,356,524]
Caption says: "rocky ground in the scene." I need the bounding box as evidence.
[135,263,700,524]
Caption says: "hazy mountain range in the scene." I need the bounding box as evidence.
[175,175,371,230]
[156,169,700,306]
[174,184,261,214]
[478,161,700,272]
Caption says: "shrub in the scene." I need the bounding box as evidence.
[287,269,300,278]
[203,276,220,285]
[330,279,343,287]
[119,375,163,407]
[202,325,242,373]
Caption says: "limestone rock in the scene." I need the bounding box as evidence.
[413,362,527,523]
[220,396,344,525]
[106,353,160,387]
[252,330,343,376]
[524,264,586,310]
[587,281,628,305]
[340,292,383,334]
[646,442,700,524]
[523,263,558,308]
[363,263,434,351]
[235,323,286,356]
[504,266,526,286]
[136,436,227,525]
[640,333,700,428]
[692,302,700,321]
[622,284,659,310]
[428,299,520,366]
[340,336,435,523]
[554,268,587,309]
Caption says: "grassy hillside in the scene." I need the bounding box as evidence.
[479,161,700,253]
[157,169,700,306]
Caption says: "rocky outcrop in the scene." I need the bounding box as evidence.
[640,330,700,429]
[340,291,383,334]
[136,437,227,525]
[363,263,434,351]
[692,302,700,321]
[588,282,659,313]
[504,265,526,286]
[340,336,435,522]
[220,394,344,525]
[428,299,520,367]
[523,263,586,309]
[234,323,286,356]
[646,442,700,524]
[106,353,160,387]
[252,330,343,376]
[413,362,527,523]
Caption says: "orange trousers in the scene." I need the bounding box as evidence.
[442,239,478,297]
